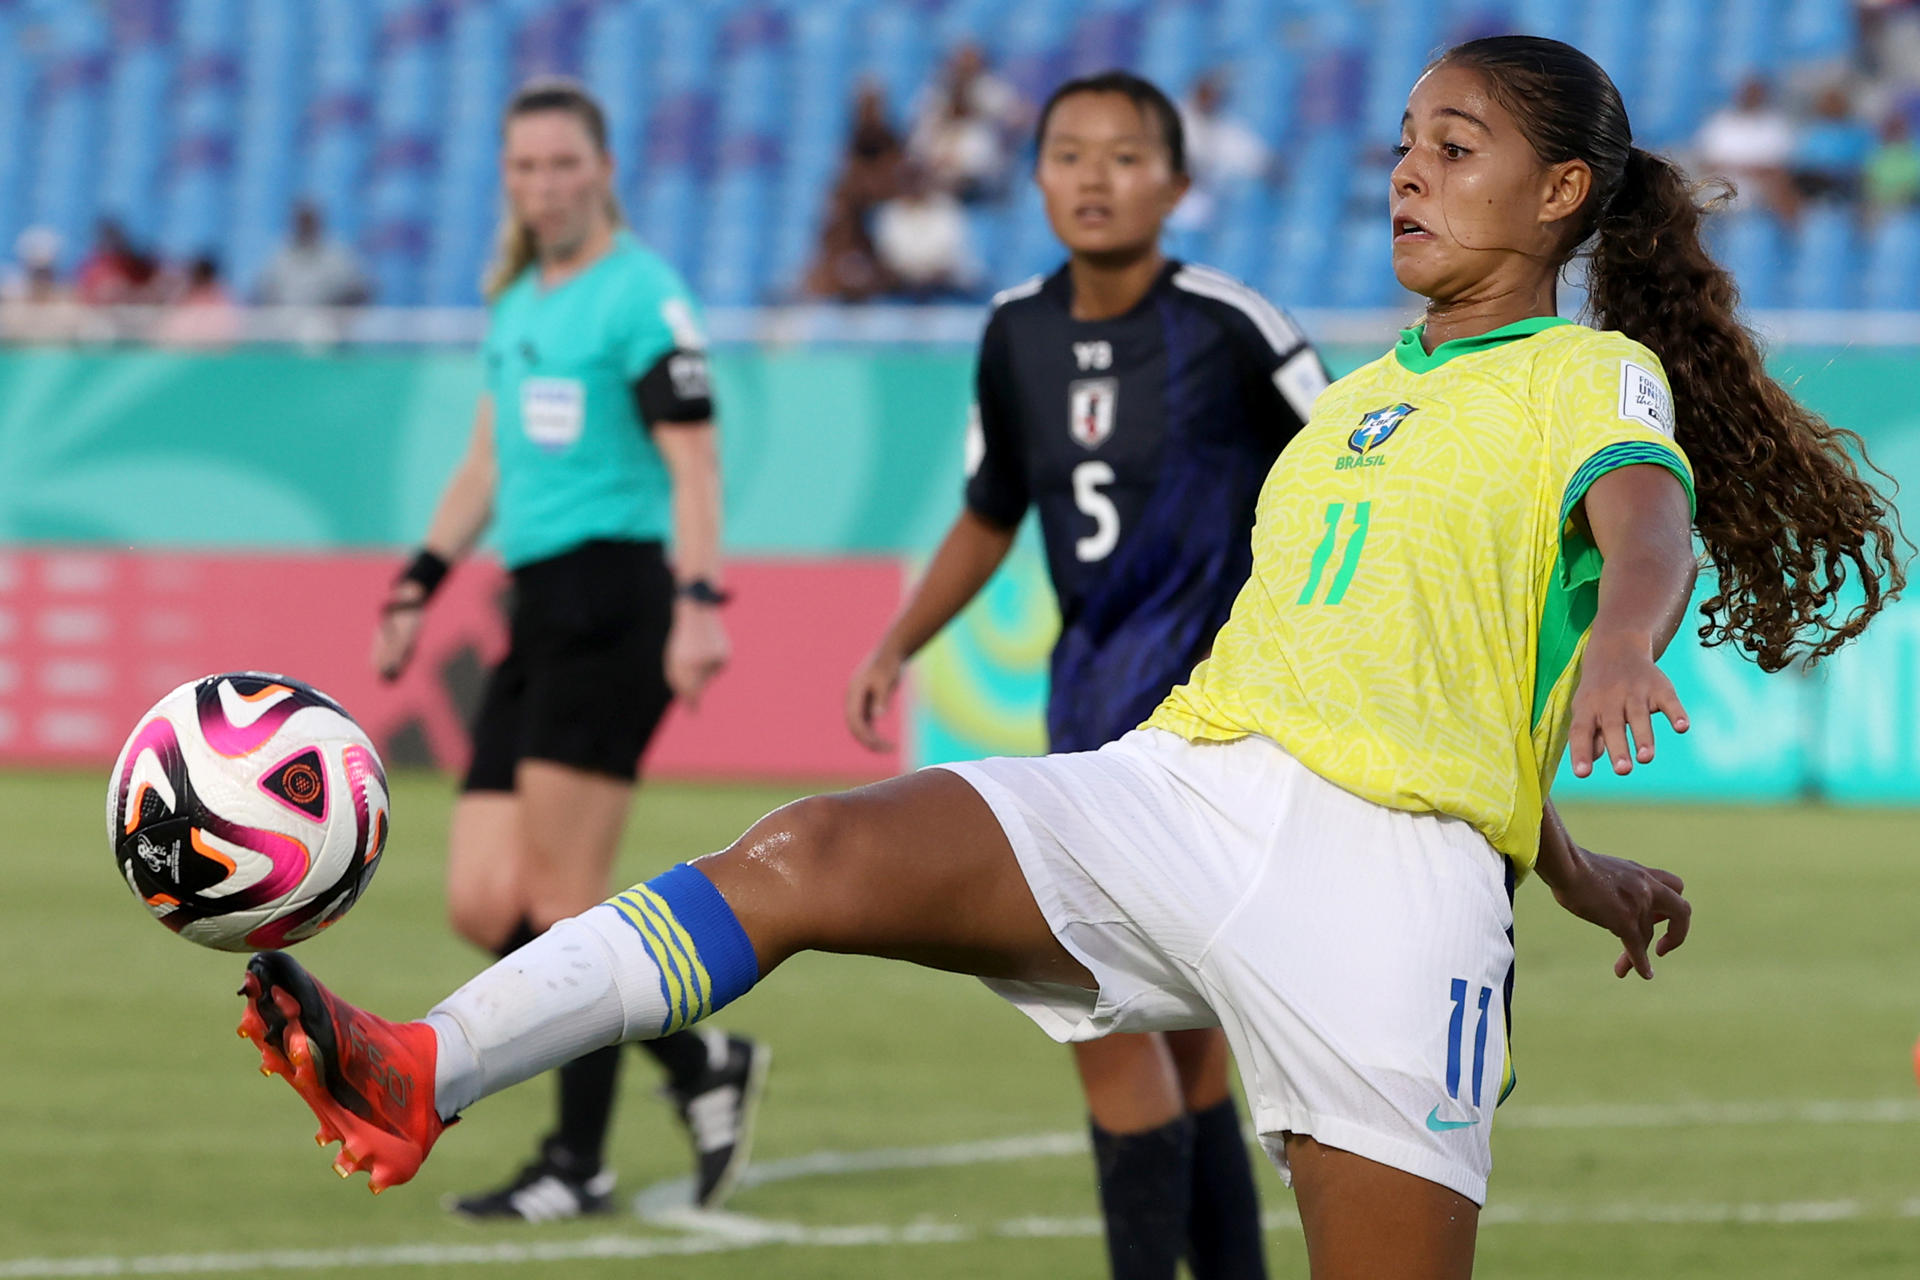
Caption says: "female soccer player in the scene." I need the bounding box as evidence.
[372,80,767,1221]
[845,71,1325,1280]
[244,39,1902,1276]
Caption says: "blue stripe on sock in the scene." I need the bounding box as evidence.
[646,862,761,1013]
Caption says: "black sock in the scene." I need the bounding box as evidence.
[1090,1115,1195,1280]
[640,1029,715,1089]
[548,1045,621,1175]
[1185,1098,1268,1279]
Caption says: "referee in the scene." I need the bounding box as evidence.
[848,72,1327,1280]
[374,80,768,1222]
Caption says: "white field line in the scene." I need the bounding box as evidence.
[7,1098,1920,1278]
[6,1199,1918,1278]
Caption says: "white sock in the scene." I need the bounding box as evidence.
[424,908,664,1120]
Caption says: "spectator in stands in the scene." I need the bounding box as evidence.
[257,201,372,309]
[909,43,1028,202]
[1793,84,1877,201]
[841,81,907,209]
[1866,110,1920,210]
[1695,76,1798,217]
[1171,72,1272,232]
[0,226,89,344]
[153,254,239,349]
[872,161,980,300]
[74,218,157,306]
[801,184,892,302]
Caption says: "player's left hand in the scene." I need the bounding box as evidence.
[1545,846,1691,980]
[1567,631,1689,778]
[665,602,730,709]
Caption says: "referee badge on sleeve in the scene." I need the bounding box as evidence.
[1069,377,1118,449]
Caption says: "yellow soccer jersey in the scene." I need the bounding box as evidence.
[1147,317,1694,869]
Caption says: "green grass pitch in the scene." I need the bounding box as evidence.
[5,769,1918,1277]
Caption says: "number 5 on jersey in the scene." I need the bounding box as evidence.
[1298,501,1371,605]
[1073,460,1119,562]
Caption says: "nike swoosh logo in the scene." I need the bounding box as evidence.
[1425,1105,1478,1132]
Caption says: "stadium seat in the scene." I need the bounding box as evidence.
[1714,207,1788,311]
[0,0,1899,316]
[1329,211,1394,310]
[0,9,31,262]
[27,6,110,260]
[1863,211,1920,312]
[1787,204,1862,311]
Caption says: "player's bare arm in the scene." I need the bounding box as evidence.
[1566,463,1696,777]
[1534,799,1692,980]
[846,509,1016,751]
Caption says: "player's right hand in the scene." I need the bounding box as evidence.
[845,646,904,753]
[372,589,427,682]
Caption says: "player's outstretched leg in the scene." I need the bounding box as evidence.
[238,951,447,1193]
[240,769,1085,1192]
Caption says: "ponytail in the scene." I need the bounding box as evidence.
[1586,148,1906,671]
[1438,34,1906,672]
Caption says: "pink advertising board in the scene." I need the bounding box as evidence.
[0,550,904,782]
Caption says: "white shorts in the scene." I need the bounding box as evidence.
[937,728,1517,1205]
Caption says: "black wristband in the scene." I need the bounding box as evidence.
[397,549,451,601]
[676,578,732,606]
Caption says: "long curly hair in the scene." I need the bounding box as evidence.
[1441,35,1906,671]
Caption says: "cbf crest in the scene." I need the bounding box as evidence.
[1069,377,1118,449]
[1350,402,1416,454]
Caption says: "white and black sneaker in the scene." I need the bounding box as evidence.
[664,1031,771,1210]
[445,1138,616,1223]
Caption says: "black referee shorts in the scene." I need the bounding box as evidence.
[462,539,675,792]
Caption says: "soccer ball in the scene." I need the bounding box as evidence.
[106,672,390,952]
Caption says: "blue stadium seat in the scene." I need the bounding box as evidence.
[100,31,176,250]
[226,0,306,297]
[1714,207,1788,311]
[158,0,244,262]
[1577,0,1649,110]
[302,0,378,249]
[1265,198,1335,308]
[1137,1,1209,102]
[1637,0,1718,148]
[1863,211,1920,312]
[1206,180,1276,285]
[0,9,32,264]
[1712,0,1788,102]
[425,1,512,306]
[1787,204,1862,311]
[702,167,774,305]
[27,6,110,261]
[0,0,1892,317]
[1785,0,1857,66]
[1329,211,1395,310]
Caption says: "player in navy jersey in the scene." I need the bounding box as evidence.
[847,72,1328,1280]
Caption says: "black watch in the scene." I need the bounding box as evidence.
[676,578,732,606]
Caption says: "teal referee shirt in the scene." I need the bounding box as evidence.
[484,230,713,569]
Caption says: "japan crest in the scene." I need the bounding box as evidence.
[1069,377,1118,449]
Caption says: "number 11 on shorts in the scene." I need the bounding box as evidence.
[1446,977,1494,1106]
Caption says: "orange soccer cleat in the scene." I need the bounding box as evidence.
[238,951,449,1193]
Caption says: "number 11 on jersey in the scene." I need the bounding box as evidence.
[1298,501,1372,605]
